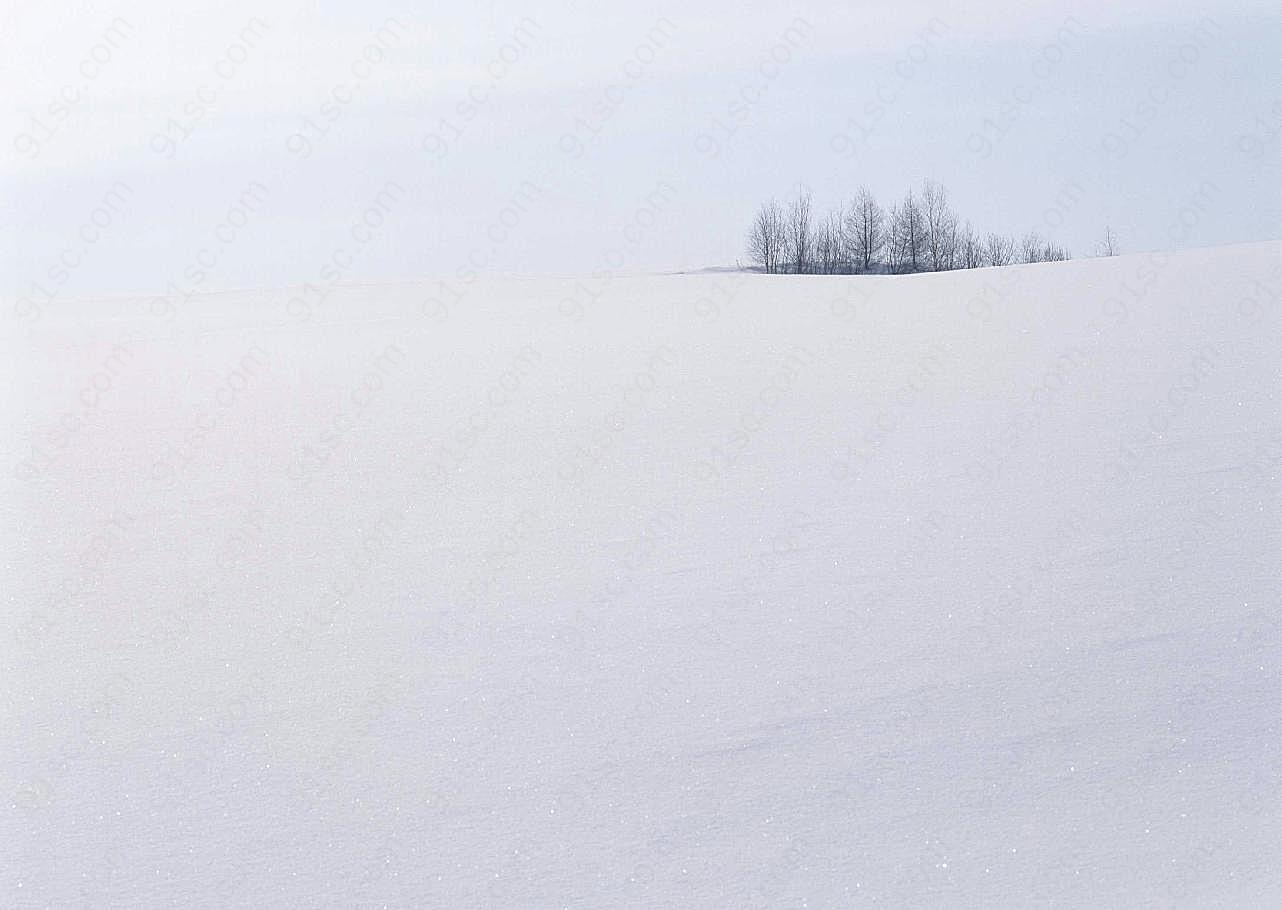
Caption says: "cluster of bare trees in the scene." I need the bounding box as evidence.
[747,180,1071,274]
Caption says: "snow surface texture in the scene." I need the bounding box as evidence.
[5,242,1282,907]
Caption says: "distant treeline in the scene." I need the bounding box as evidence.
[746,180,1073,274]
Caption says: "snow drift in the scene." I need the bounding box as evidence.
[5,241,1282,906]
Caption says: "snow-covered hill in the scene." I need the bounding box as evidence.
[5,241,1281,906]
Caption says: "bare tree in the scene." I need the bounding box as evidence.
[983,232,1013,266]
[884,203,904,274]
[745,183,1072,276]
[785,186,813,274]
[958,221,983,268]
[1019,231,1043,264]
[920,179,959,271]
[1041,242,1069,262]
[746,200,786,273]
[1096,225,1119,257]
[889,188,926,273]
[814,208,845,274]
[845,186,885,273]
[940,217,960,270]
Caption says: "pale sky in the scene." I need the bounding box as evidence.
[3,0,1279,297]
